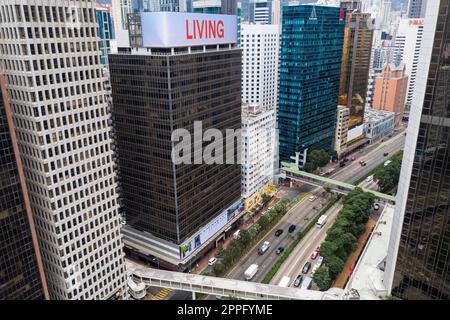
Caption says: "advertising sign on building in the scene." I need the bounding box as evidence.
[141,12,237,48]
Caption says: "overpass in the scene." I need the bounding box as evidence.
[280,163,396,203]
[126,260,344,300]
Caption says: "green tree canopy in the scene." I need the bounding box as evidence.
[313,267,333,291]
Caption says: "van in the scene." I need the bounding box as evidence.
[208,257,217,266]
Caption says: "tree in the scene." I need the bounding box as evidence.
[212,263,226,276]
[308,149,330,168]
[327,255,345,279]
[303,162,316,173]
[257,214,270,230]
[313,267,333,291]
[238,229,252,247]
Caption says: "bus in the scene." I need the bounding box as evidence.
[316,215,328,228]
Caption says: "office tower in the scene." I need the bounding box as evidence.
[193,0,237,14]
[278,5,345,165]
[96,3,115,65]
[241,104,276,210]
[372,63,409,127]
[249,0,281,25]
[241,23,280,110]
[0,76,48,300]
[0,0,127,300]
[385,0,450,300]
[394,18,424,116]
[112,0,132,47]
[338,1,374,154]
[110,12,243,269]
[407,0,427,18]
[334,105,350,159]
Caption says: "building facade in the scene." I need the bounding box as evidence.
[363,108,395,144]
[0,0,127,300]
[278,5,345,165]
[407,0,427,18]
[96,3,115,65]
[241,23,279,110]
[241,104,276,210]
[339,1,373,152]
[110,12,243,269]
[372,63,409,127]
[385,0,450,300]
[0,76,48,300]
[249,0,281,25]
[334,105,350,159]
[394,18,424,116]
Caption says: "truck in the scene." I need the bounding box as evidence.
[258,241,270,255]
[316,215,328,228]
[300,276,313,290]
[278,276,291,287]
[244,264,259,281]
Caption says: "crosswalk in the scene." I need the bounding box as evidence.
[151,288,172,300]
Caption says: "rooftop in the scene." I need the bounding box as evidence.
[343,204,395,300]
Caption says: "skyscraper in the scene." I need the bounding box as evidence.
[394,18,425,117]
[278,5,345,165]
[0,0,127,300]
[110,12,243,270]
[96,2,115,65]
[338,1,374,154]
[385,0,450,300]
[241,23,280,110]
[407,0,427,18]
[0,75,48,300]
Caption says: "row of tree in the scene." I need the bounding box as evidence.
[209,197,291,277]
[313,188,375,290]
[303,149,336,173]
[373,151,403,193]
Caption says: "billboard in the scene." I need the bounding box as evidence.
[141,12,237,48]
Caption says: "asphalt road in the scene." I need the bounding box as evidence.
[229,131,405,285]
[227,190,329,282]
[270,202,343,286]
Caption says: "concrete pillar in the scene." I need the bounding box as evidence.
[192,291,196,300]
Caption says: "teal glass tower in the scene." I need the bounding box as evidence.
[278,5,345,164]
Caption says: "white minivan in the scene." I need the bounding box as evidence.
[208,257,217,266]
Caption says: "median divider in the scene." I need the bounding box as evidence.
[260,195,342,284]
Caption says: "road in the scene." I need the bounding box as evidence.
[226,191,329,282]
[227,131,405,283]
[270,202,343,286]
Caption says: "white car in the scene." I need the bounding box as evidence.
[208,257,217,266]
[309,196,317,202]
[316,256,324,267]
[366,175,373,182]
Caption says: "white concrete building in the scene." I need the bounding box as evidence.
[394,18,424,115]
[334,106,350,159]
[241,104,276,207]
[363,108,395,144]
[112,0,132,49]
[0,0,126,299]
[241,23,279,111]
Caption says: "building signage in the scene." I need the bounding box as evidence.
[179,199,243,260]
[408,19,424,26]
[141,12,237,48]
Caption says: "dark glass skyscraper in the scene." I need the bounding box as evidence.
[278,5,345,164]
[385,0,450,300]
[109,13,242,268]
[0,76,48,300]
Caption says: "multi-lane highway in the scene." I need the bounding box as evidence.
[228,131,405,284]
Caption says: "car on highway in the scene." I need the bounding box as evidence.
[366,175,373,182]
[374,203,380,211]
[294,275,303,287]
[351,156,356,161]
[344,158,350,163]
[360,160,367,167]
[316,256,324,267]
[275,229,283,237]
[309,195,317,202]
[315,246,320,253]
[302,262,312,274]
[288,224,296,233]
[258,241,270,255]
[383,152,389,157]
[339,161,346,168]
[311,251,319,260]
[276,247,284,255]
[208,257,217,266]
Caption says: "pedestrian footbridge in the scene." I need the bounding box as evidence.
[280,162,396,203]
[126,261,344,300]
